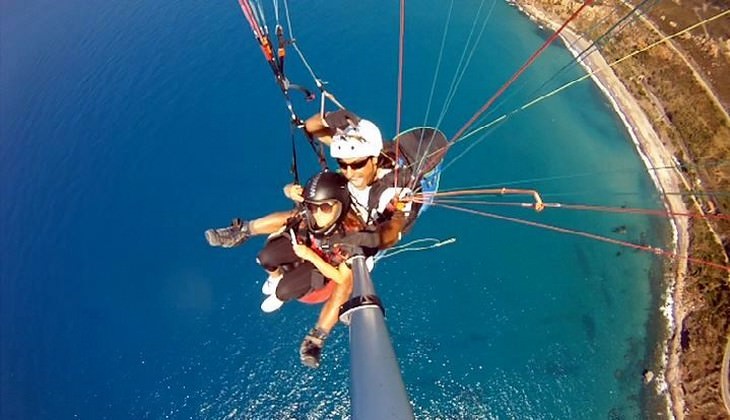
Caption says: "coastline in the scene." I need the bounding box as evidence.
[513,1,692,418]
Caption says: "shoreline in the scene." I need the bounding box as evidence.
[513,1,691,418]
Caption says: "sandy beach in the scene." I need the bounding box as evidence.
[513,1,693,417]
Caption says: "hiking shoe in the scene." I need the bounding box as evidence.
[260,294,284,313]
[300,328,328,369]
[205,218,250,248]
[261,273,282,295]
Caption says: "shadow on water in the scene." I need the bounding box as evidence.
[573,243,593,279]
[530,343,581,379]
[467,331,491,344]
[575,243,614,308]
[581,313,596,344]
[604,334,650,420]
[599,274,615,309]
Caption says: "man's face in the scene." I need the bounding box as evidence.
[336,156,378,190]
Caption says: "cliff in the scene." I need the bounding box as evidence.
[514,0,730,417]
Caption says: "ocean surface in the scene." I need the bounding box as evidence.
[1,0,669,418]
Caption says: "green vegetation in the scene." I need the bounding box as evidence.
[522,0,730,414]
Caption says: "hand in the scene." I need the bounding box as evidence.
[389,193,411,213]
[292,243,317,261]
[284,183,304,202]
[391,210,406,223]
[323,109,360,129]
[533,192,545,212]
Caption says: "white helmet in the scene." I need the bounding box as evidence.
[330,119,383,159]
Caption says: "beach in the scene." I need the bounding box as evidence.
[514,1,693,417]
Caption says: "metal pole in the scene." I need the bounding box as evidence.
[340,255,414,419]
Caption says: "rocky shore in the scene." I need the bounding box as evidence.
[512,0,730,417]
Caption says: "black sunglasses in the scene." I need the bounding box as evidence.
[306,201,336,214]
[336,158,370,171]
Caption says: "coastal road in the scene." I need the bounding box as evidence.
[618,0,730,123]
[627,10,730,415]
[720,336,730,414]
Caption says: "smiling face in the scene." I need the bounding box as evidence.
[306,200,342,231]
[336,156,378,190]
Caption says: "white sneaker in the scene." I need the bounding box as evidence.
[261,273,282,295]
[261,294,284,313]
[366,256,375,272]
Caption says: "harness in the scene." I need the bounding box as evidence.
[366,161,422,232]
[235,0,338,183]
[309,233,350,267]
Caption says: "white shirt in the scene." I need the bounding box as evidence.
[347,168,413,224]
[347,182,372,223]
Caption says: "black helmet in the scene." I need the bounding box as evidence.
[303,170,351,236]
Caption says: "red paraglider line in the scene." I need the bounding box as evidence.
[396,0,406,136]
[394,0,407,188]
[429,201,730,273]
[449,0,596,143]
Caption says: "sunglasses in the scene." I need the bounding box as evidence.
[306,201,337,214]
[336,158,370,171]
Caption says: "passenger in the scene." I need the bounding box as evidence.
[255,171,363,368]
[256,171,357,307]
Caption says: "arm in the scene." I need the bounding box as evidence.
[304,110,361,146]
[304,114,335,145]
[248,180,311,236]
[229,181,304,237]
[374,187,413,249]
[378,211,407,249]
[292,244,351,285]
[283,183,304,202]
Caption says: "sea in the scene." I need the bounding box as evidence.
[1,0,670,418]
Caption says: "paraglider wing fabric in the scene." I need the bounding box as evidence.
[395,127,448,175]
[298,280,336,304]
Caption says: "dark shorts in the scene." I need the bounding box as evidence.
[257,234,326,301]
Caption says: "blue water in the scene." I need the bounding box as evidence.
[1,0,668,418]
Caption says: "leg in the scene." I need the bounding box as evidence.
[315,276,353,334]
[261,261,319,313]
[274,262,318,301]
[257,235,301,311]
[257,235,298,271]
[249,211,297,235]
[300,275,353,369]
[205,210,296,247]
